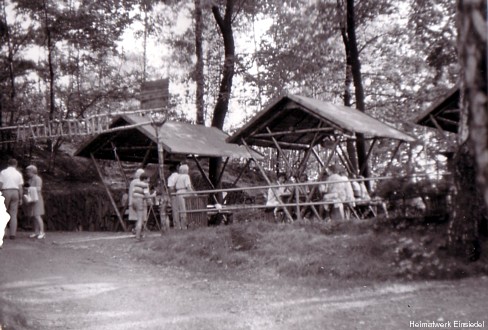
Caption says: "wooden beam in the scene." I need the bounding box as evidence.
[429,114,448,138]
[441,108,460,114]
[153,120,169,231]
[312,148,325,167]
[381,141,403,177]
[231,159,252,187]
[216,157,230,187]
[435,116,459,126]
[249,138,310,150]
[111,142,129,188]
[300,139,341,219]
[266,126,293,172]
[337,143,354,175]
[191,156,219,205]
[252,127,334,138]
[90,153,127,232]
[141,141,156,167]
[241,138,295,223]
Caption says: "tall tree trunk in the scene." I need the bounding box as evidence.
[142,0,148,82]
[448,0,487,260]
[2,0,16,127]
[209,0,235,189]
[43,0,55,123]
[210,0,235,129]
[345,0,369,180]
[338,0,358,174]
[195,0,205,125]
[43,0,56,168]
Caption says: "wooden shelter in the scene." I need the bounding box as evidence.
[415,87,460,134]
[228,94,416,222]
[75,113,261,230]
[76,114,259,163]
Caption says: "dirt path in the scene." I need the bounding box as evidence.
[1,232,487,330]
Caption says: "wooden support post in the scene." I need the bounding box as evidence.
[301,139,341,218]
[231,159,252,187]
[241,138,294,223]
[141,141,155,167]
[266,127,294,172]
[191,156,220,204]
[266,127,320,219]
[192,155,215,189]
[429,114,448,138]
[90,153,127,232]
[216,157,230,188]
[381,141,403,177]
[153,121,169,232]
[336,143,353,174]
[312,148,325,168]
[294,184,301,221]
[111,142,129,188]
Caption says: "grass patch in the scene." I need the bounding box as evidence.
[133,218,488,286]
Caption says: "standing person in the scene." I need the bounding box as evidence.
[174,164,193,229]
[319,165,346,220]
[0,159,24,239]
[339,170,356,220]
[265,173,287,220]
[0,191,10,248]
[128,168,145,229]
[25,165,46,239]
[131,172,152,241]
[167,165,180,227]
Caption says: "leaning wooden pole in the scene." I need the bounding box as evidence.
[241,138,294,223]
[90,153,127,232]
[153,121,169,232]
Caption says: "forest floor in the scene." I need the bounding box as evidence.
[1,220,488,330]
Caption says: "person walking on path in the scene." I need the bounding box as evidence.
[0,191,10,248]
[25,165,46,239]
[0,159,24,239]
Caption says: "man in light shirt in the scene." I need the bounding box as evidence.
[167,165,180,227]
[0,159,24,239]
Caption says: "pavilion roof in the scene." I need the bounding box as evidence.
[228,94,415,149]
[75,114,261,163]
[415,87,460,133]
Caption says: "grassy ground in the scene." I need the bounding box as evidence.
[133,214,488,287]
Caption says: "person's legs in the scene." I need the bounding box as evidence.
[177,195,187,229]
[330,204,344,220]
[4,191,19,237]
[29,216,39,238]
[133,199,146,240]
[171,196,179,228]
[36,216,45,238]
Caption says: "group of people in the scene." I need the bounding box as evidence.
[0,158,45,248]
[167,163,194,230]
[265,164,371,222]
[127,163,194,240]
[319,164,370,220]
